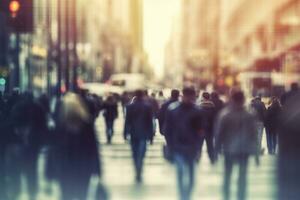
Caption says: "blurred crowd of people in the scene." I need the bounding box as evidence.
[0,83,299,200]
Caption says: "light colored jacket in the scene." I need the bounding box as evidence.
[215,104,258,155]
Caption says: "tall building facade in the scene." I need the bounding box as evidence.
[82,0,147,82]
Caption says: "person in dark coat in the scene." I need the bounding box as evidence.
[280,82,299,106]
[250,96,266,153]
[278,89,300,200]
[198,92,217,164]
[145,91,159,137]
[124,90,154,183]
[102,95,118,144]
[6,92,47,200]
[265,97,281,154]
[158,89,180,138]
[121,91,131,115]
[215,90,259,200]
[164,87,203,200]
[56,93,101,200]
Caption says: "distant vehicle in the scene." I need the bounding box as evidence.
[109,73,146,92]
[81,83,123,97]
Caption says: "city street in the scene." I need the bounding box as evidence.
[17,107,277,200]
[0,0,299,200]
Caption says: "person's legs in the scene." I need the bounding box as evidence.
[187,159,196,200]
[25,155,39,200]
[131,139,147,182]
[174,154,186,200]
[196,137,205,162]
[237,155,249,200]
[273,133,278,154]
[257,122,264,153]
[105,118,113,144]
[205,134,215,164]
[223,155,233,200]
[130,139,139,173]
[266,129,272,154]
[136,140,147,182]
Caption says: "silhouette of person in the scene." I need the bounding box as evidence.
[278,88,300,200]
[6,92,47,200]
[265,97,281,154]
[124,90,154,183]
[215,90,259,200]
[164,87,203,200]
[55,93,101,200]
[198,92,216,164]
[102,95,118,144]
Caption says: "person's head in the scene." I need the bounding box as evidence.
[171,89,180,100]
[211,92,219,99]
[159,91,164,97]
[291,82,299,91]
[151,92,156,98]
[202,92,210,100]
[135,90,144,100]
[231,90,245,106]
[106,95,113,102]
[255,96,262,101]
[270,96,280,106]
[182,86,196,104]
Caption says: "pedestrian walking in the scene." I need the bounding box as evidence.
[215,90,259,200]
[102,95,118,144]
[265,97,281,154]
[124,90,154,183]
[278,88,300,200]
[6,92,47,200]
[198,92,216,164]
[55,92,101,200]
[250,96,266,154]
[158,89,180,137]
[145,91,159,138]
[164,87,203,200]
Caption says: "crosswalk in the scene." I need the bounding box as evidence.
[16,108,277,200]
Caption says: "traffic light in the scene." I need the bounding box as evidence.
[1,0,33,33]
[9,0,21,18]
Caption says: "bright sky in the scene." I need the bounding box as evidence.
[143,0,181,79]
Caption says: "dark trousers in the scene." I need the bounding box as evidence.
[105,118,115,143]
[199,134,215,163]
[266,129,277,154]
[223,154,249,200]
[130,138,147,180]
[174,153,195,200]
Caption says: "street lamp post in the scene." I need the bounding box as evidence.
[46,0,52,96]
[65,0,70,91]
[72,0,78,91]
[212,0,221,89]
[57,0,62,96]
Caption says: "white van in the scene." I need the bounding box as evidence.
[109,73,146,92]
